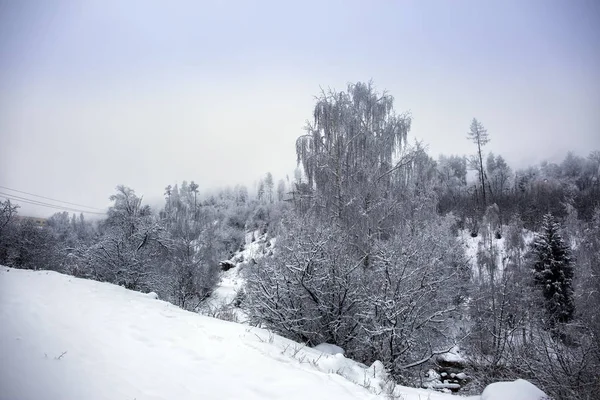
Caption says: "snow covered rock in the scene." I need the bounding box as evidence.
[145,291,159,299]
[219,260,236,271]
[426,346,470,392]
[436,346,466,368]
[455,372,467,380]
[481,379,549,400]
[313,343,345,355]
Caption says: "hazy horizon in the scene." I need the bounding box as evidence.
[1,0,599,217]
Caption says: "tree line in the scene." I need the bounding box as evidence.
[1,81,598,399]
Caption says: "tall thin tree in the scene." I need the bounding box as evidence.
[468,118,490,206]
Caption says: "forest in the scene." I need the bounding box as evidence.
[1,82,599,399]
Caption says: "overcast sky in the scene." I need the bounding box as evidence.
[1,0,599,217]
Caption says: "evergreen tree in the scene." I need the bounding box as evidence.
[530,213,575,324]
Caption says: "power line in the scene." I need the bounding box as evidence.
[0,194,106,216]
[0,194,106,215]
[0,185,104,211]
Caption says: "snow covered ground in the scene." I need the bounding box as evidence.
[201,230,273,320]
[1,267,484,400]
[461,227,535,280]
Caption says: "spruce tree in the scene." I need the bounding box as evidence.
[531,213,575,324]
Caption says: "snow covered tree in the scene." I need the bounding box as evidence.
[234,184,249,204]
[245,212,364,348]
[295,81,412,261]
[505,214,526,270]
[360,212,470,377]
[486,153,512,205]
[189,181,199,215]
[246,187,470,380]
[438,154,467,186]
[257,179,265,202]
[0,200,19,266]
[264,172,274,203]
[576,207,600,345]
[530,213,575,325]
[164,208,219,309]
[276,179,286,202]
[87,186,166,291]
[467,118,490,206]
[0,199,18,236]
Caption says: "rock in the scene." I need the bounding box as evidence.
[219,260,236,271]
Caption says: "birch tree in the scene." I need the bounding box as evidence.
[295,81,412,260]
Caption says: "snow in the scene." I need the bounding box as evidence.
[437,346,466,366]
[461,227,535,280]
[202,230,273,319]
[481,379,548,400]
[0,267,480,400]
[314,343,345,355]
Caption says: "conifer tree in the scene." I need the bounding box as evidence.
[467,118,490,206]
[530,213,575,325]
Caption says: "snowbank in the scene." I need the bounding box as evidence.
[0,267,478,400]
[481,379,548,400]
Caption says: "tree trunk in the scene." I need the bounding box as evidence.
[477,141,487,206]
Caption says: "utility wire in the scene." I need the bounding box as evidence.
[0,185,104,211]
[0,193,106,215]
[0,194,106,215]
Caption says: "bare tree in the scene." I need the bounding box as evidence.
[245,212,363,347]
[361,213,469,377]
[0,199,18,236]
[86,186,167,291]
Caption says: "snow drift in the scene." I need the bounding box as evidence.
[0,267,547,400]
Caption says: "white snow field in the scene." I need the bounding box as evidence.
[0,267,546,400]
[0,268,455,400]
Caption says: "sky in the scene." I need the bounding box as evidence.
[1,0,599,217]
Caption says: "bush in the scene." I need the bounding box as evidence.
[245,212,364,348]
[245,211,470,381]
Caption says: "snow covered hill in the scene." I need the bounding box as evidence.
[0,267,476,400]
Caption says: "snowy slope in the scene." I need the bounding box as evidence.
[0,267,478,400]
[203,230,273,318]
[461,228,535,279]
